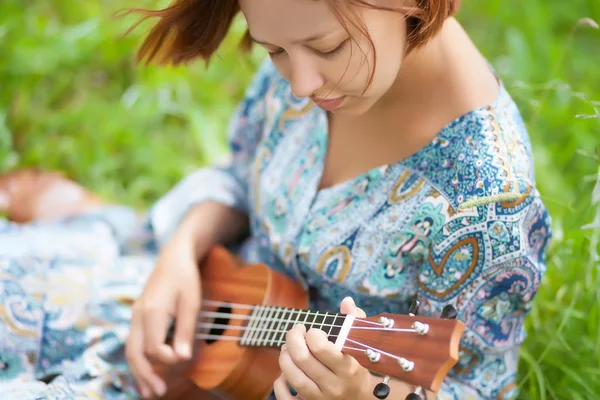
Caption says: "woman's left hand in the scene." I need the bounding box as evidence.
[273,297,373,400]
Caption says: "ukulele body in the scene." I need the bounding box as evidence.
[157,246,308,400]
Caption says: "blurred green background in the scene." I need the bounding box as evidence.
[1,0,599,398]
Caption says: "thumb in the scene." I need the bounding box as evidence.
[340,296,367,318]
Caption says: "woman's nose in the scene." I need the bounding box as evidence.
[289,60,324,99]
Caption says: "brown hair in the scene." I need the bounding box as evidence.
[120,0,460,88]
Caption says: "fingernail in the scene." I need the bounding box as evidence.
[294,324,306,332]
[153,377,167,396]
[176,342,191,358]
[139,385,150,398]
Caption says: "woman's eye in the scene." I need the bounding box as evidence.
[269,48,286,57]
[267,39,349,59]
[320,39,349,58]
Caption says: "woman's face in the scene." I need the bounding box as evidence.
[239,0,408,116]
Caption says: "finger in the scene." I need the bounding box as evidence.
[340,297,367,318]
[142,302,179,365]
[273,374,295,400]
[279,345,321,398]
[126,338,152,398]
[126,307,167,398]
[287,326,337,377]
[281,328,329,397]
[304,327,345,372]
[136,382,151,399]
[173,286,200,360]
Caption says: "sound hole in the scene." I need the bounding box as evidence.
[205,305,231,344]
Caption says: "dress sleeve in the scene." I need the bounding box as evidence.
[149,59,277,246]
[416,198,552,399]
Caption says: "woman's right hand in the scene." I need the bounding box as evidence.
[125,227,206,399]
[125,200,249,399]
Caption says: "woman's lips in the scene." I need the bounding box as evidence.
[312,96,346,111]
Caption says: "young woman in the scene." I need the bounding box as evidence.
[0,0,552,399]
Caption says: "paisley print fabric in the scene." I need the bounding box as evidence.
[0,59,552,399]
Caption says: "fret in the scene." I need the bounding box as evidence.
[244,305,264,346]
[253,306,271,347]
[255,306,276,346]
[324,313,341,343]
[264,307,284,346]
[274,308,303,347]
[276,309,293,335]
[248,305,268,346]
[306,310,322,331]
[240,306,261,346]
[268,308,290,347]
[319,312,329,331]
[300,309,312,329]
[264,307,285,346]
[326,313,337,337]
[240,307,346,348]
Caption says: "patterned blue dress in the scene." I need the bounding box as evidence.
[0,59,552,399]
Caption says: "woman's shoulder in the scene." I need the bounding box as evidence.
[402,83,541,213]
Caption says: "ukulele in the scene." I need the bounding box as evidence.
[153,246,465,400]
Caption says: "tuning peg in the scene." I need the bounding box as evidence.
[441,304,458,319]
[373,376,391,399]
[405,386,424,400]
[408,299,420,316]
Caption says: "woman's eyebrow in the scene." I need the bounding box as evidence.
[249,28,339,46]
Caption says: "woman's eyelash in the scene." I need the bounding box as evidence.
[268,39,349,58]
[321,39,349,58]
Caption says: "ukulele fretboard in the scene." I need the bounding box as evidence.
[239,306,346,348]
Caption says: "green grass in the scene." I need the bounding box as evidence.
[0,0,265,207]
[1,0,599,398]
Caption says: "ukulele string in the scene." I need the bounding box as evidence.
[345,337,409,363]
[198,299,383,327]
[190,299,421,340]
[190,332,402,360]
[193,319,419,334]
[195,310,400,331]
[202,299,255,309]
[189,302,422,361]
[195,322,339,340]
[192,329,395,346]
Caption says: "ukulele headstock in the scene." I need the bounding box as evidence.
[343,304,465,394]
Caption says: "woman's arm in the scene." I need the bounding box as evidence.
[148,59,278,248]
[175,200,249,261]
[415,196,552,399]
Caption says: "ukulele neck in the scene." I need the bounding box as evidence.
[239,305,353,349]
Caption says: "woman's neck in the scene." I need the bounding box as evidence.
[371,17,499,119]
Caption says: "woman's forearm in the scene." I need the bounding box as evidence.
[175,200,250,260]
